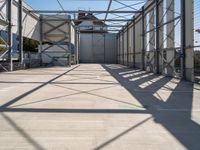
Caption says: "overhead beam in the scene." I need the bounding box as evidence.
[40,18,133,22]
[29,10,142,14]
[78,29,121,32]
[76,25,123,27]
[104,0,113,22]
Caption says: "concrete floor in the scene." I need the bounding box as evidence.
[0,64,200,150]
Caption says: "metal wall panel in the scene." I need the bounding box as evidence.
[80,33,117,63]
[135,19,142,68]
[128,25,133,67]
[119,33,123,64]
[80,34,93,63]
[123,30,128,66]
[92,34,105,63]
[105,33,117,64]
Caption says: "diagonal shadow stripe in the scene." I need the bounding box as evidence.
[0,108,149,114]
[1,113,45,150]
[10,85,117,108]
[0,65,80,108]
[102,64,200,150]
[93,116,152,150]
[53,84,145,109]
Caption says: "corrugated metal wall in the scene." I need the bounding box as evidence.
[79,33,117,64]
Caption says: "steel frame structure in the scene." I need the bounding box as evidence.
[0,0,146,71]
[39,15,72,67]
[0,0,10,71]
[0,0,197,82]
[117,0,194,81]
[0,0,23,71]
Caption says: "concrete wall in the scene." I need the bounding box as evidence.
[79,33,117,64]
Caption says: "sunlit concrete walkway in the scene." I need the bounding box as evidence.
[0,64,200,150]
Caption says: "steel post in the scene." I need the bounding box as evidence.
[18,0,23,66]
[7,0,13,71]
[155,0,160,74]
[142,6,145,70]
[133,16,136,68]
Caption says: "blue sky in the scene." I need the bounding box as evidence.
[24,0,146,26]
[25,0,109,11]
[24,0,145,11]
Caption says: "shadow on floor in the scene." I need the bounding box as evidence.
[0,65,79,108]
[94,116,153,150]
[0,64,200,150]
[97,64,200,150]
[0,108,148,114]
[1,113,45,150]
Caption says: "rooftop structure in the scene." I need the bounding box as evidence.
[0,0,200,149]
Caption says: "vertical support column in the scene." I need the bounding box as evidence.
[122,28,124,65]
[104,33,106,63]
[181,0,194,81]
[119,32,121,64]
[7,0,13,71]
[68,21,72,67]
[142,6,145,70]
[133,16,136,68]
[166,0,174,76]
[181,0,186,79]
[39,15,43,66]
[119,33,121,64]
[18,0,23,66]
[74,28,77,64]
[117,34,119,64]
[149,11,155,51]
[159,0,164,73]
[127,25,129,66]
[116,34,118,64]
[149,9,155,72]
[155,0,163,74]
[77,30,80,64]
[155,0,160,74]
